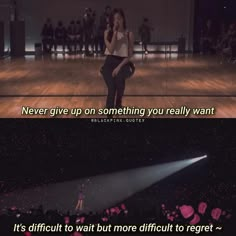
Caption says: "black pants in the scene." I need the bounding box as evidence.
[54,38,66,51]
[67,38,76,53]
[84,32,92,55]
[141,36,150,52]
[76,38,83,53]
[93,36,105,54]
[101,55,130,109]
[42,38,53,53]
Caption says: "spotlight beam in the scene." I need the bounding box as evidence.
[0,155,207,213]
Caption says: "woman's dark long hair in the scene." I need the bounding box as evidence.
[107,8,127,42]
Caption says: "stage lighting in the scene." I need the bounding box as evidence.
[0,155,208,213]
[188,155,208,163]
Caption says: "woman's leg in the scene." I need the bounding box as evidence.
[76,200,81,210]
[103,68,116,109]
[115,66,129,108]
[115,77,125,108]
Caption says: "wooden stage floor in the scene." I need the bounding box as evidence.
[0,54,236,118]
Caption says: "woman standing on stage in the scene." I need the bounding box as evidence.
[101,8,134,112]
[75,187,85,212]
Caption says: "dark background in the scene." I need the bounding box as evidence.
[0,119,235,189]
[194,0,236,51]
[0,0,195,51]
[1,0,236,52]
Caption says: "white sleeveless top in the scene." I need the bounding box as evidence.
[105,31,129,58]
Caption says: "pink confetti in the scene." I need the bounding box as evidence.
[190,214,200,225]
[64,216,70,224]
[72,232,83,236]
[167,215,174,222]
[110,208,116,213]
[179,205,194,219]
[198,202,207,215]
[211,208,222,221]
[115,207,121,214]
[102,217,108,222]
[11,206,17,211]
[121,204,126,210]
[24,232,31,236]
[80,217,85,223]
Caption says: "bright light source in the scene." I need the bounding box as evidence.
[191,154,207,161]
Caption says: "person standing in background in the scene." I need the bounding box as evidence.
[75,20,83,54]
[67,20,77,54]
[41,18,54,54]
[96,6,112,55]
[92,12,100,55]
[200,19,216,54]
[54,21,67,53]
[139,18,152,54]
[100,6,112,31]
[83,8,94,56]
[97,17,106,55]
[75,186,85,212]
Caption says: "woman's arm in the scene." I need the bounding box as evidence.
[104,30,118,54]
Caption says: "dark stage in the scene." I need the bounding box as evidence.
[0,120,235,235]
